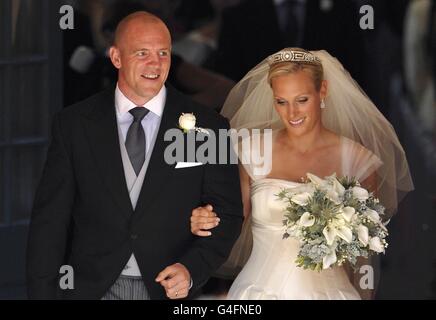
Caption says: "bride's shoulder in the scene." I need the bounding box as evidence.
[339,136,383,179]
[339,136,375,157]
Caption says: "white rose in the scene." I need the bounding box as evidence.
[179,113,196,130]
[364,209,380,223]
[369,236,385,253]
[352,186,369,201]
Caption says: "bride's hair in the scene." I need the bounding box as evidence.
[267,48,324,91]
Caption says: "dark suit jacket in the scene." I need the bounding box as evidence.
[215,0,366,88]
[26,85,243,299]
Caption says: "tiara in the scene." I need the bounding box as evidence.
[267,50,321,66]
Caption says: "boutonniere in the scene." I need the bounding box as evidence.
[178,113,209,135]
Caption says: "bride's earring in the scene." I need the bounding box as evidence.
[320,99,326,109]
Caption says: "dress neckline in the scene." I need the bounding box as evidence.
[251,134,350,183]
[252,177,303,185]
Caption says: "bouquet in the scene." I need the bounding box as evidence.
[277,173,388,271]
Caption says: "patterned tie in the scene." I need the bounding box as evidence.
[125,107,149,176]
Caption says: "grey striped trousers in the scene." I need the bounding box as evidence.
[102,275,150,300]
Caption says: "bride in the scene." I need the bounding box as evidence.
[190,48,413,299]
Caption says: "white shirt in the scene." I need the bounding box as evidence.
[115,84,165,151]
[115,84,166,277]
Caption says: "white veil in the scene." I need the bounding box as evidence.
[216,48,414,276]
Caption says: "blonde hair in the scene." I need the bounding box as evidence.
[268,48,324,91]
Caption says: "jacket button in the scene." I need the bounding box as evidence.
[130,234,138,240]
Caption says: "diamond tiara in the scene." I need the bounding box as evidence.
[267,50,321,66]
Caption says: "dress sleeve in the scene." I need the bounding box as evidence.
[341,137,383,182]
[237,131,272,181]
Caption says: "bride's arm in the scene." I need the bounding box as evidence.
[239,164,252,220]
[361,171,378,198]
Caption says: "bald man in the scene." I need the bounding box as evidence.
[27,12,243,300]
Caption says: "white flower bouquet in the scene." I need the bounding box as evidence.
[278,173,388,271]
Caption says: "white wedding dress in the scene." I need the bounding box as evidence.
[227,136,382,300]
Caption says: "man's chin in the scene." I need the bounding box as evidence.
[130,89,159,104]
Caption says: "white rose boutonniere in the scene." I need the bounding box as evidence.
[178,113,209,134]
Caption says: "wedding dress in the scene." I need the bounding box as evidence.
[227,136,381,300]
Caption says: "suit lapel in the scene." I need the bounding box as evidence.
[82,87,134,218]
[132,86,181,219]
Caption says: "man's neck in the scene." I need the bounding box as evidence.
[117,82,151,106]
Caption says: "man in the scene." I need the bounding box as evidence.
[26,11,243,300]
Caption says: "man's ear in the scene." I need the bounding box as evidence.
[109,46,121,69]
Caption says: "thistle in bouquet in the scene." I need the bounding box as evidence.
[277,173,389,272]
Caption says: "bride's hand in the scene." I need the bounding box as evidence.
[190,204,220,237]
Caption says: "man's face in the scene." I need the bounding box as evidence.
[110,20,171,105]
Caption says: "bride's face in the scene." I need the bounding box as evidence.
[271,70,327,137]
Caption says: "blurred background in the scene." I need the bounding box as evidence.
[0,0,435,299]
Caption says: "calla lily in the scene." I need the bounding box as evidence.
[323,225,336,246]
[323,177,345,205]
[352,186,369,201]
[369,236,385,253]
[325,173,338,180]
[307,173,327,187]
[299,212,315,227]
[323,250,337,269]
[341,206,356,222]
[335,225,353,243]
[323,218,353,245]
[364,209,380,223]
[332,178,345,196]
[326,189,341,205]
[291,192,312,206]
[357,225,369,246]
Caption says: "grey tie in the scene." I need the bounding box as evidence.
[125,107,149,176]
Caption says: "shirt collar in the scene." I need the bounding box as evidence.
[115,84,166,117]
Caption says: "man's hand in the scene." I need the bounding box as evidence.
[155,263,191,299]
